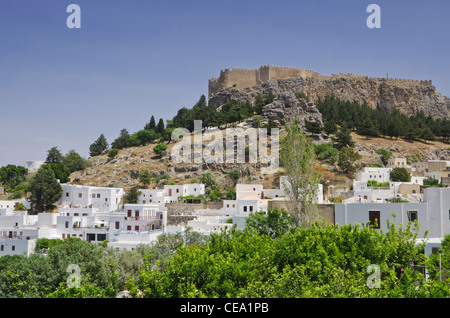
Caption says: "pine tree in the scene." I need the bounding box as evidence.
[111,129,130,149]
[156,118,165,134]
[29,165,62,212]
[145,116,156,131]
[333,126,355,150]
[89,134,108,157]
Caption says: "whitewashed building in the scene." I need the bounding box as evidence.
[355,167,392,184]
[0,209,58,257]
[335,187,450,240]
[60,184,124,212]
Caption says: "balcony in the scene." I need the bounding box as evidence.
[0,234,38,240]
[124,216,160,221]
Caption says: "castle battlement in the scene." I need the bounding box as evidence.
[208,65,432,97]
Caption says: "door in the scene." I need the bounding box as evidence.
[369,211,380,229]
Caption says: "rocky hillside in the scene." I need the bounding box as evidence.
[69,138,277,191]
[70,125,450,192]
[209,77,450,119]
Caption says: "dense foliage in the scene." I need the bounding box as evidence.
[28,165,62,212]
[316,95,450,142]
[0,229,208,298]
[128,218,450,298]
[1,213,450,298]
[0,165,28,193]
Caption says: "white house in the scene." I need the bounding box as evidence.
[122,203,163,232]
[0,208,58,257]
[138,189,165,206]
[163,184,205,203]
[335,187,450,240]
[60,184,124,212]
[0,199,31,210]
[355,167,392,183]
[236,184,263,200]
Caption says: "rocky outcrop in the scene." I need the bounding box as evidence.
[209,76,450,119]
[261,91,323,129]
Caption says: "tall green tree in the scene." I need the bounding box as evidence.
[333,126,355,150]
[156,118,165,135]
[89,134,109,157]
[45,147,64,164]
[28,165,62,212]
[280,120,320,228]
[111,129,130,149]
[145,115,157,131]
[337,146,361,177]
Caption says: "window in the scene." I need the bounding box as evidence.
[86,233,96,242]
[92,194,96,198]
[78,193,82,198]
[66,192,69,197]
[243,206,247,212]
[12,246,15,251]
[135,226,139,231]
[0,245,3,251]
[127,210,132,217]
[97,194,101,198]
[369,211,380,229]
[127,225,131,231]
[65,221,69,228]
[97,234,106,241]
[408,211,418,222]
[115,221,120,230]
[249,206,253,212]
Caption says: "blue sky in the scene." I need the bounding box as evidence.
[0,0,449,167]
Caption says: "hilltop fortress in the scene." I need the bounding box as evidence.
[208,65,432,98]
[208,65,449,119]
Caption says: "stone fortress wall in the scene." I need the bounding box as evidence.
[208,65,433,97]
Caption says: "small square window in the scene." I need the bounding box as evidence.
[408,211,418,222]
